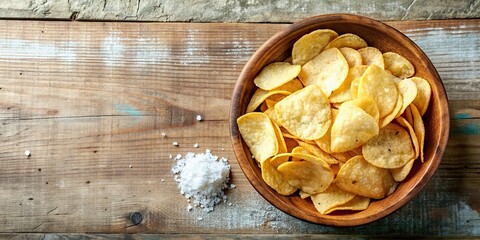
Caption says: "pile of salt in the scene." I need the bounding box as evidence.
[172,150,231,212]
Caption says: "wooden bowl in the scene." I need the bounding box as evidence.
[230,14,449,226]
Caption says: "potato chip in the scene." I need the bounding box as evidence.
[410,77,432,116]
[296,140,338,165]
[358,65,398,118]
[254,62,301,90]
[261,157,297,195]
[275,85,332,140]
[324,33,368,50]
[237,112,278,163]
[264,108,281,126]
[265,98,277,109]
[410,104,426,162]
[336,156,396,199]
[391,159,415,182]
[325,195,370,214]
[358,47,385,69]
[275,78,304,93]
[310,184,356,214]
[299,191,310,199]
[314,109,338,154]
[329,65,368,103]
[349,77,361,99]
[292,29,338,65]
[395,78,418,118]
[396,116,419,160]
[247,88,290,113]
[291,146,311,160]
[298,48,349,96]
[340,97,379,123]
[339,47,363,68]
[278,158,334,195]
[379,92,402,128]
[362,123,414,169]
[383,52,415,79]
[270,153,291,168]
[331,104,379,153]
[270,121,288,168]
[259,101,268,112]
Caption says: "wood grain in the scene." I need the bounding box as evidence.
[0,19,478,235]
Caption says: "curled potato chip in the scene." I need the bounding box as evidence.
[298,48,349,96]
[247,88,290,113]
[291,146,312,160]
[336,156,396,199]
[379,92,403,128]
[349,77,361,99]
[395,78,418,118]
[254,62,301,90]
[325,195,370,214]
[292,29,339,66]
[383,52,415,79]
[324,33,368,50]
[296,140,338,165]
[362,123,414,169]
[339,47,363,67]
[358,47,385,69]
[278,158,334,195]
[341,97,379,123]
[275,78,304,93]
[329,65,368,103]
[237,112,278,163]
[331,104,379,153]
[396,116,419,160]
[410,77,432,116]
[358,65,398,118]
[314,109,338,154]
[310,184,356,214]
[275,85,331,140]
[410,104,426,163]
[391,159,415,182]
[261,157,297,195]
[264,108,281,126]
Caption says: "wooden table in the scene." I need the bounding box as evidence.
[0,19,478,238]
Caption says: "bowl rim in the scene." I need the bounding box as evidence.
[230,13,450,226]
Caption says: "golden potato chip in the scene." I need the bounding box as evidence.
[278,158,334,195]
[391,159,415,182]
[410,104,426,163]
[396,116,419,160]
[275,85,332,140]
[259,101,268,112]
[296,140,338,165]
[325,195,370,214]
[298,48,349,96]
[404,105,414,126]
[349,77,361,99]
[254,62,301,90]
[331,151,356,163]
[341,97,379,123]
[291,146,311,160]
[358,47,385,69]
[329,65,368,103]
[383,52,415,79]
[395,78,418,118]
[324,33,368,50]
[265,98,277,109]
[310,184,356,214]
[336,156,396,199]
[264,108,281,126]
[362,123,414,169]
[410,77,432,116]
[292,29,338,65]
[314,109,338,154]
[237,112,278,163]
[275,78,304,93]
[299,191,310,199]
[331,104,379,153]
[339,47,363,67]
[246,88,290,113]
[261,157,297,195]
[271,121,288,167]
[270,153,291,168]
[358,65,398,118]
[379,92,403,128]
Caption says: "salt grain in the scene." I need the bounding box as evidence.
[193,143,199,148]
[173,142,179,146]
[169,154,173,159]
[24,150,31,157]
[161,132,167,137]
[172,150,231,213]
[196,115,203,121]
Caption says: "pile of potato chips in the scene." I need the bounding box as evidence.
[237,29,432,215]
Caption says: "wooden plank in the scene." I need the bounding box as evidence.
[0,20,478,236]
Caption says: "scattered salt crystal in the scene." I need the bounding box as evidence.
[193,143,199,148]
[228,202,233,206]
[172,150,231,213]
[129,165,132,168]
[197,217,203,221]
[173,142,179,146]
[221,148,225,151]
[176,154,182,159]
[161,132,167,137]
[196,115,203,121]
[229,184,236,189]
[169,154,173,159]
[161,179,165,182]
[24,150,31,157]
[187,204,193,211]
[252,155,255,159]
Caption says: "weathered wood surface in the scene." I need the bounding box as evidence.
[0,0,479,22]
[0,19,478,236]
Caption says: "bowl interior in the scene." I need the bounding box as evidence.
[230,14,449,226]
